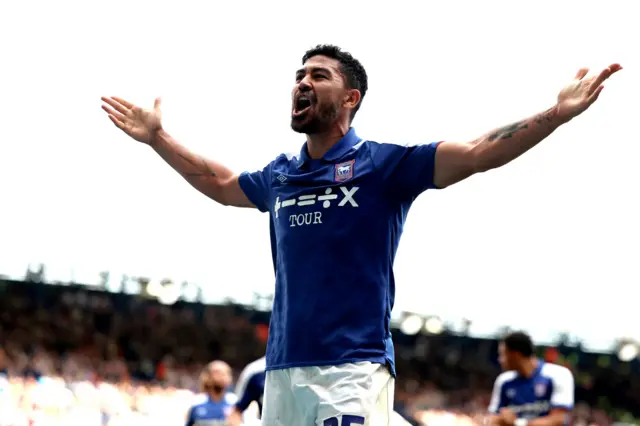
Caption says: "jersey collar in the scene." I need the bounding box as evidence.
[297,128,360,169]
[533,358,544,376]
[519,359,544,379]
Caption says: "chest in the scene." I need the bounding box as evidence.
[269,158,383,235]
[504,378,553,406]
[193,402,230,423]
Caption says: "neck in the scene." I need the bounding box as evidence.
[207,391,223,402]
[517,357,538,378]
[306,122,350,159]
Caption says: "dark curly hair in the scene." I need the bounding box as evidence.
[502,331,535,357]
[302,44,368,121]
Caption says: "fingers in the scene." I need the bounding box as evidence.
[101,96,130,116]
[107,114,125,129]
[587,85,604,105]
[101,104,127,123]
[112,96,134,109]
[101,99,128,130]
[591,63,622,90]
[607,63,623,74]
[590,68,611,91]
[154,97,162,111]
[574,68,589,80]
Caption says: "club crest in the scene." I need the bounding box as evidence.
[334,160,355,182]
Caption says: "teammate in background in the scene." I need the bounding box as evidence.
[102,45,620,425]
[487,332,574,426]
[228,356,266,426]
[186,361,236,426]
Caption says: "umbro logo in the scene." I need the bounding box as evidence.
[276,174,287,183]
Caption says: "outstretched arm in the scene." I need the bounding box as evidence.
[102,96,255,208]
[433,64,622,188]
[151,129,253,207]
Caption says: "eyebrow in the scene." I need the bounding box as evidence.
[296,66,332,77]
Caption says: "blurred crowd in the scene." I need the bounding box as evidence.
[0,278,639,426]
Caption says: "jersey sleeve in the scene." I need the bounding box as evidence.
[550,367,575,410]
[234,363,253,398]
[371,141,442,202]
[235,374,259,411]
[238,161,275,213]
[487,377,505,414]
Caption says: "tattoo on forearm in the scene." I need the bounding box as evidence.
[533,107,556,125]
[487,121,529,141]
[184,172,217,177]
[488,107,558,142]
[177,152,217,177]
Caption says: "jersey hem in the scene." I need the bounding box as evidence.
[266,356,389,372]
[551,404,573,410]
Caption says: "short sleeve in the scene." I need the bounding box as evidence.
[235,374,259,411]
[487,378,504,414]
[371,141,441,201]
[550,368,574,410]
[234,369,251,401]
[238,161,275,213]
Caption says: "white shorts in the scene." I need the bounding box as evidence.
[261,361,395,426]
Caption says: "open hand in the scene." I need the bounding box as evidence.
[556,64,622,122]
[101,96,163,145]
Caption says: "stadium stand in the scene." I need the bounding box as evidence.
[0,278,638,426]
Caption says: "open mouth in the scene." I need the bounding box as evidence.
[293,94,312,117]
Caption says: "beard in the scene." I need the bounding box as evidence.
[202,382,225,394]
[291,100,340,134]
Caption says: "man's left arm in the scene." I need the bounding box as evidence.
[433,64,622,189]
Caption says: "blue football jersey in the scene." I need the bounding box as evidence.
[234,357,266,416]
[186,393,236,426]
[238,128,440,375]
[488,360,574,420]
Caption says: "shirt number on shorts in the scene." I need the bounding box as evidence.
[323,415,365,426]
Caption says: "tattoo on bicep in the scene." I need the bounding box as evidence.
[177,152,217,177]
[487,121,529,141]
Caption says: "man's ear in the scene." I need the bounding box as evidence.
[343,89,361,110]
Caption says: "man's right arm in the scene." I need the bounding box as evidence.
[485,375,507,426]
[151,129,254,208]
